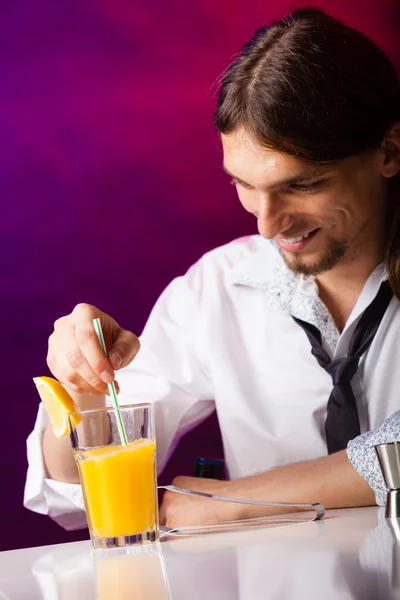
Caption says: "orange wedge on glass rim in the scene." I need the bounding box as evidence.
[33,376,81,437]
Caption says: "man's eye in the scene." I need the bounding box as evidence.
[290,181,321,192]
[231,178,253,190]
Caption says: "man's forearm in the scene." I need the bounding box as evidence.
[229,449,376,520]
[42,391,106,483]
[42,423,80,483]
[161,449,376,528]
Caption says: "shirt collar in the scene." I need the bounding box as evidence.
[230,236,388,296]
[230,236,388,353]
[230,237,330,324]
[229,236,276,290]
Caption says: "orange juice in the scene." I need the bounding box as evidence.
[75,439,157,538]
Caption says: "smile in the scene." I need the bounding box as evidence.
[282,232,313,244]
[275,228,320,252]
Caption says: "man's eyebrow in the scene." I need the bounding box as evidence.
[222,164,321,188]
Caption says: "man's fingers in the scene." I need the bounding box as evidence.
[47,303,138,397]
[73,304,117,382]
[74,324,114,383]
[108,329,141,370]
[49,324,109,394]
[159,500,166,526]
[47,349,108,395]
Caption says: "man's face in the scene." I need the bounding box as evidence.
[222,128,387,276]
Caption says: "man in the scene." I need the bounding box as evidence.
[25,8,400,530]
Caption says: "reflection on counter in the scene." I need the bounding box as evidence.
[354,509,400,599]
[2,507,400,599]
[95,545,170,600]
[31,545,93,600]
[163,508,400,599]
[232,508,400,599]
[30,543,170,600]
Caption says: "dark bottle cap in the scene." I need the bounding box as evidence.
[194,457,225,480]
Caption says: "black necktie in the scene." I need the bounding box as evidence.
[293,281,393,454]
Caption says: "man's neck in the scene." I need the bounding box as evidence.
[316,254,385,333]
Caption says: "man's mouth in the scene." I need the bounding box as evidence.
[275,228,320,252]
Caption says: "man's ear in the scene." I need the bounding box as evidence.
[381,122,400,178]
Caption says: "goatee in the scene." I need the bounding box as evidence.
[281,238,349,276]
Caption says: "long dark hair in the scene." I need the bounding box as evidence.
[215,8,400,297]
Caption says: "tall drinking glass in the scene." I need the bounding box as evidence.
[68,403,159,548]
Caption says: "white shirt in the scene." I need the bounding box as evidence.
[24,235,400,529]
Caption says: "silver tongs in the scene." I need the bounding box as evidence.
[158,485,325,537]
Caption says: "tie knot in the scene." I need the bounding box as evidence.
[326,356,360,386]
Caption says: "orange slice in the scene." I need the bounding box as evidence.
[33,376,81,437]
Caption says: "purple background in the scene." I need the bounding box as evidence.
[2,1,399,551]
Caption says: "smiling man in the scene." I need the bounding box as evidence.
[25,8,400,530]
[222,132,387,277]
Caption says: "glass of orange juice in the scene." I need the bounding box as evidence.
[69,403,159,549]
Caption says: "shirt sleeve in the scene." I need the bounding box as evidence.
[24,403,88,531]
[347,410,400,506]
[24,263,216,530]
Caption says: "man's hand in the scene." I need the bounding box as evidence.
[42,303,141,483]
[47,303,140,396]
[159,476,240,529]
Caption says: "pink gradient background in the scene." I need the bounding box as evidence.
[2,1,399,550]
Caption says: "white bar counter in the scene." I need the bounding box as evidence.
[0,507,398,599]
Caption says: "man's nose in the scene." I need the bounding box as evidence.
[256,194,292,239]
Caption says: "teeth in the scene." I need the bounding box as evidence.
[283,232,310,244]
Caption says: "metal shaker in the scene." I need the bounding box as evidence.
[375,442,400,519]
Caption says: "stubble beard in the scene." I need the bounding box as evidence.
[281,237,350,276]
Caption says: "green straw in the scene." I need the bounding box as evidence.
[93,318,128,446]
